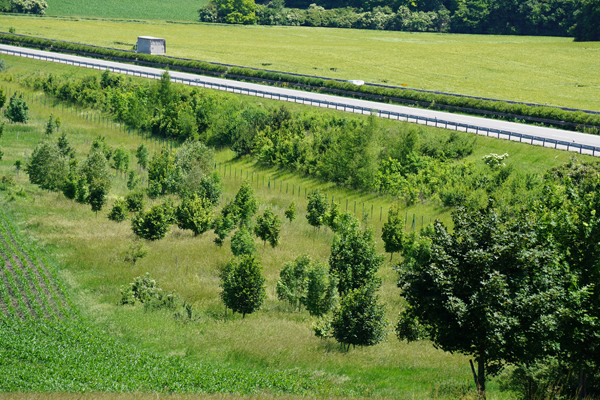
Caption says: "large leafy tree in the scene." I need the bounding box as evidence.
[209,0,257,24]
[570,0,600,41]
[303,261,338,317]
[220,255,266,318]
[538,159,600,395]
[396,206,573,398]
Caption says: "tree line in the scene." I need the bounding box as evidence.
[199,0,600,40]
[22,69,551,214]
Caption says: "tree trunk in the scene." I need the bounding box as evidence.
[477,355,486,399]
[390,252,393,262]
[578,368,586,398]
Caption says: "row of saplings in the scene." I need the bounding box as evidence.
[114,173,392,349]
[21,128,406,350]
[120,193,392,351]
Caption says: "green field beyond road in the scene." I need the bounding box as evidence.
[1,14,599,111]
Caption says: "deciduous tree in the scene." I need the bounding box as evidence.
[219,255,266,318]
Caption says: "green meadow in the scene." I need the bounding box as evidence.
[44,0,209,22]
[0,54,594,398]
[0,14,599,111]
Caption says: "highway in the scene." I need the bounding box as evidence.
[2,43,600,156]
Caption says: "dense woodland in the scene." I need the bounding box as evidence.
[199,0,600,40]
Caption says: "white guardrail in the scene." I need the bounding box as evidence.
[4,46,600,157]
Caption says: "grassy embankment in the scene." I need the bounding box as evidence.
[0,54,593,399]
[0,14,599,111]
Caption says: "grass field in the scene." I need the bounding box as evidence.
[0,54,594,398]
[44,0,209,22]
[0,14,599,111]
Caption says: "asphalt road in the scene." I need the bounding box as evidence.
[3,43,600,156]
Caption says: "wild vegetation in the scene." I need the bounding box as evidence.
[2,54,600,399]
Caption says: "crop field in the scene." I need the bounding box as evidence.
[0,54,594,399]
[44,0,209,22]
[0,14,599,111]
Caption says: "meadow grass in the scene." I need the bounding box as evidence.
[0,55,591,399]
[0,14,599,111]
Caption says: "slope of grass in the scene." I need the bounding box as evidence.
[0,14,599,111]
[0,55,591,399]
[44,0,209,22]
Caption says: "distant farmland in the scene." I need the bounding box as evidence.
[44,0,209,21]
[1,14,599,111]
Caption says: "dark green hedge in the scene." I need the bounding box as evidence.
[2,32,599,130]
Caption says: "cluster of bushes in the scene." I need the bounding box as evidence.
[0,0,47,14]
[201,0,598,40]
[24,69,551,209]
[9,32,600,128]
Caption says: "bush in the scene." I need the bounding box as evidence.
[120,273,179,310]
[125,192,145,213]
[108,198,128,222]
[230,227,256,257]
[132,205,170,241]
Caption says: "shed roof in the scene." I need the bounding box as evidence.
[137,36,164,40]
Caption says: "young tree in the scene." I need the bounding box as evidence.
[176,193,214,236]
[233,181,258,226]
[254,209,281,248]
[57,132,75,159]
[396,206,573,398]
[112,146,130,176]
[331,285,387,350]
[25,140,69,191]
[127,170,140,190]
[45,114,57,135]
[329,224,383,296]
[284,201,296,223]
[381,203,405,261]
[324,201,341,232]
[82,147,111,185]
[136,143,150,170]
[276,255,311,311]
[303,261,338,317]
[132,204,171,240]
[230,226,256,257]
[306,190,329,231]
[219,255,266,318]
[5,93,29,123]
[213,213,235,246]
[108,198,128,222]
[88,177,110,215]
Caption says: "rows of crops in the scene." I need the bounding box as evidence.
[0,209,351,394]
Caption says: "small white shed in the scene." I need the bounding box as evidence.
[136,36,166,55]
